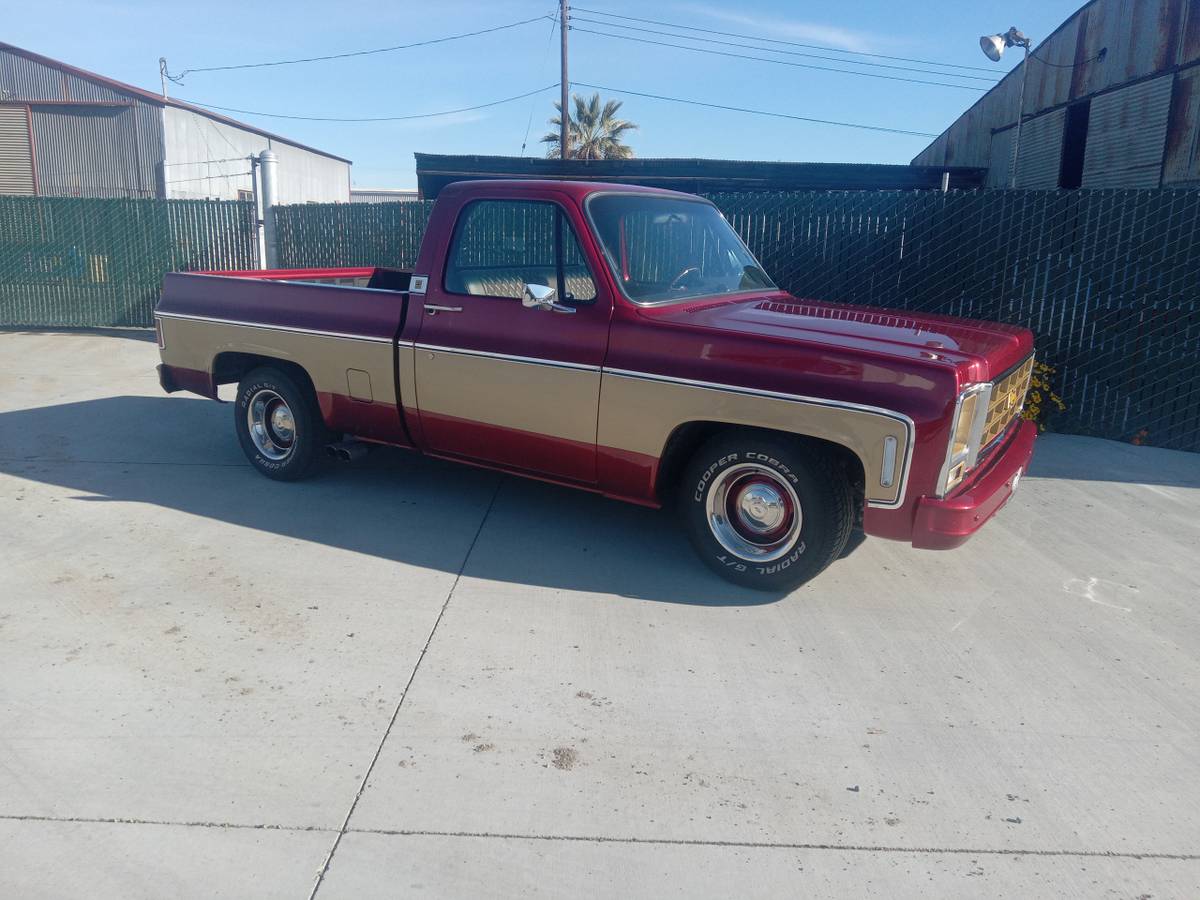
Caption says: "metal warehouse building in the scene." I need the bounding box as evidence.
[913,0,1200,189]
[0,41,350,202]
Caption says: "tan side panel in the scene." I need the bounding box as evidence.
[415,349,600,445]
[598,374,909,506]
[158,318,396,405]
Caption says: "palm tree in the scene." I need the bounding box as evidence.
[542,93,637,160]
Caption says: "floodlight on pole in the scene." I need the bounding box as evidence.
[980,26,1032,189]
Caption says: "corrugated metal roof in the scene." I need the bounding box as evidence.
[0,40,350,164]
[1082,73,1173,187]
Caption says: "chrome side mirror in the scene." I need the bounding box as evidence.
[522,282,575,314]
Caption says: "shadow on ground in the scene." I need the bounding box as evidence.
[0,395,805,606]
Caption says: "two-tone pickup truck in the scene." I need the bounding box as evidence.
[156,179,1036,591]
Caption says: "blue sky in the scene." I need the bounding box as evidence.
[6,0,1080,188]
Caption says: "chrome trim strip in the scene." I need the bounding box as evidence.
[153,311,393,344]
[602,367,916,509]
[414,343,601,372]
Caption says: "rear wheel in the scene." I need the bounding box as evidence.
[680,431,854,592]
[234,366,326,481]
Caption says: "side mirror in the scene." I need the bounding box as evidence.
[521,282,575,314]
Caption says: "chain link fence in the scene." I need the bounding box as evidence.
[711,190,1200,451]
[2,189,1197,450]
[274,200,434,269]
[0,196,255,328]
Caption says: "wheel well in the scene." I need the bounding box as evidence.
[655,422,866,520]
[212,352,317,399]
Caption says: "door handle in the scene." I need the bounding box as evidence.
[424,304,463,316]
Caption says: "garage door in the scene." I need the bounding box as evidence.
[0,105,36,195]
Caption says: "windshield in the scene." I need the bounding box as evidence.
[587,195,776,304]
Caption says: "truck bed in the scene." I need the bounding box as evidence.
[155,266,415,445]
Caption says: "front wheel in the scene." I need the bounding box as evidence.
[680,432,854,592]
[234,366,326,481]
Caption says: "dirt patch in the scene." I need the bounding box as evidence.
[551,746,578,770]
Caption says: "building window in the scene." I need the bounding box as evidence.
[237,189,253,202]
[1059,100,1091,189]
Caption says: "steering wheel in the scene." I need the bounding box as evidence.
[667,266,701,291]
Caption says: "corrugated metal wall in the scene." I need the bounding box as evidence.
[1015,108,1068,188]
[0,105,35,194]
[31,104,160,198]
[1082,74,1174,187]
[0,46,165,198]
[912,0,1200,189]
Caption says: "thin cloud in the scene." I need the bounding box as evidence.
[676,3,880,53]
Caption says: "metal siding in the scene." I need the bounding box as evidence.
[31,105,156,197]
[162,106,348,203]
[350,190,420,203]
[1163,66,1200,184]
[1082,73,1174,187]
[914,0,1196,171]
[0,105,35,194]
[987,127,1015,187]
[1014,107,1067,188]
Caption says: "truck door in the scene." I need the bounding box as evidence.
[412,193,610,484]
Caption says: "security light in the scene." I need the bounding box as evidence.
[979,27,1031,62]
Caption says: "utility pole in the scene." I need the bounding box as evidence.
[159,58,169,99]
[559,0,570,160]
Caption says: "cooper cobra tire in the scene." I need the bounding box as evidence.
[680,431,854,592]
[234,366,326,481]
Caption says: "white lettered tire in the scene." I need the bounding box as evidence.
[234,366,325,481]
[680,431,854,592]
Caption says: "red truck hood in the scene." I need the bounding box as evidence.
[650,293,1034,382]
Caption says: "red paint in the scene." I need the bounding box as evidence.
[416,409,597,486]
[909,420,1037,549]
[159,178,1039,552]
[194,266,377,281]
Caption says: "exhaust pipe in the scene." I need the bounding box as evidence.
[326,439,370,462]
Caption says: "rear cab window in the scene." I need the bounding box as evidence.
[442,199,597,303]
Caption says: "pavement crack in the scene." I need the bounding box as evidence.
[306,476,505,899]
[346,828,1200,861]
[0,813,334,833]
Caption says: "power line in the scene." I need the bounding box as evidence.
[163,156,248,167]
[173,84,560,123]
[572,27,987,91]
[569,16,998,84]
[570,6,1001,74]
[165,170,253,185]
[168,14,553,80]
[572,80,938,137]
[521,8,562,154]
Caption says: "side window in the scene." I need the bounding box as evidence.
[443,199,597,302]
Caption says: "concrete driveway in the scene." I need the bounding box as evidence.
[1,330,1198,899]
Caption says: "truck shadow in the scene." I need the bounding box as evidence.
[0,395,822,606]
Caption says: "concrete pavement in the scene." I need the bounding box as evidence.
[1,330,1198,898]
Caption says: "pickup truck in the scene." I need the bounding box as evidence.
[155,179,1037,591]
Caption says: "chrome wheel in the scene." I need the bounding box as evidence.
[705,463,803,562]
[246,389,296,461]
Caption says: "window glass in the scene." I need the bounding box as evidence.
[588,195,775,304]
[444,200,597,302]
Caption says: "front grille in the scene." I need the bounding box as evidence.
[982,355,1034,448]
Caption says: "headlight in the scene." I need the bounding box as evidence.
[938,383,992,495]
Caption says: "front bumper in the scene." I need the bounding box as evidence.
[911,420,1037,550]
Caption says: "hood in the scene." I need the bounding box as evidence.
[648,293,1034,382]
